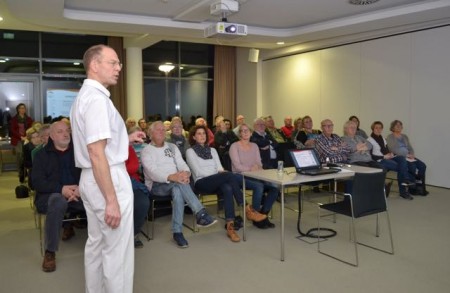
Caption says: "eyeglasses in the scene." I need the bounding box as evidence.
[321,124,334,128]
[104,60,123,69]
[240,129,251,133]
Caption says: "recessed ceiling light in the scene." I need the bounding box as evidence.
[0,16,3,22]
[73,62,80,65]
[276,42,285,45]
[349,0,380,5]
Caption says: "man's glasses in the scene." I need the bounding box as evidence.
[103,60,123,69]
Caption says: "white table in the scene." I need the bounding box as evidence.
[242,165,381,261]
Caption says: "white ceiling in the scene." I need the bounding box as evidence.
[1,0,450,50]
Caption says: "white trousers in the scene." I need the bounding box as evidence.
[80,164,134,293]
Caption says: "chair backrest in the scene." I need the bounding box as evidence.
[351,172,387,218]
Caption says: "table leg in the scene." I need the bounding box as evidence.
[243,176,246,241]
[281,185,285,261]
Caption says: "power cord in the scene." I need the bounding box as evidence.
[296,185,336,239]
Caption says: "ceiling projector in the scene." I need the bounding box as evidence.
[204,22,248,38]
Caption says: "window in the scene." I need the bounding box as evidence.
[142,41,214,124]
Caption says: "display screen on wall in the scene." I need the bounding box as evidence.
[46,89,78,118]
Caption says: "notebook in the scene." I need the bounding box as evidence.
[288,148,341,176]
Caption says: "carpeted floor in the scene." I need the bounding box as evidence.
[1,170,449,293]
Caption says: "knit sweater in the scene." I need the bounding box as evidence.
[186,147,223,183]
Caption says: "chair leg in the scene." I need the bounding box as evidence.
[38,213,44,257]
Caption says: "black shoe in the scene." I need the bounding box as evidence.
[399,192,413,200]
[263,218,275,228]
[253,220,268,229]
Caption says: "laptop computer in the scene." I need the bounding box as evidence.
[288,148,341,176]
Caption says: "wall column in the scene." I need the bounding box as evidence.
[125,47,143,120]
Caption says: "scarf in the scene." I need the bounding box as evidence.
[370,133,389,155]
[192,144,212,160]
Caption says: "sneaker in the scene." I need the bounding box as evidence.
[196,209,218,228]
[245,205,267,222]
[226,222,240,242]
[400,192,414,200]
[42,251,56,272]
[134,236,144,249]
[173,233,189,248]
[61,226,75,241]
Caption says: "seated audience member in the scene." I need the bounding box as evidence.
[214,119,239,171]
[32,121,85,272]
[264,115,287,143]
[128,126,148,172]
[315,119,352,163]
[165,119,189,158]
[291,117,303,147]
[295,115,322,148]
[31,124,51,162]
[386,120,428,196]
[137,118,151,143]
[233,114,245,136]
[141,121,217,248]
[280,116,294,141]
[171,116,189,138]
[367,121,415,200]
[212,115,224,133]
[341,121,382,168]
[195,117,215,146]
[223,118,232,131]
[229,124,278,229]
[138,118,147,132]
[125,117,137,131]
[23,127,42,181]
[125,145,150,248]
[186,125,244,242]
[251,117,279,169]
[349,115,368,139]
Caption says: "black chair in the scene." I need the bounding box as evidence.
[317,172,394,266]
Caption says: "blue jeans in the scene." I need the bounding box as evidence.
[194,172,242,221]
[233,173,279,213]
[407,158,426,179]
[378,156,414,194]
[151,182,204,233]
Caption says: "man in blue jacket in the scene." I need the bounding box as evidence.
[32,120,85,272]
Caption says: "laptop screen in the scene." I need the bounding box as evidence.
[289,148,321,170]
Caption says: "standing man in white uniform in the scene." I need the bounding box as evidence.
[70,44,144,293]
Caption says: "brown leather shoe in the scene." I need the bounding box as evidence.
[226,222,240,242]
[245,204,267,222]
[42,251,56,272]
[62,226,75,241]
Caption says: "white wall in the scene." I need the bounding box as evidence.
[236,25,450,188]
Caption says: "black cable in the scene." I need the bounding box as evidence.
[296,185,336,239]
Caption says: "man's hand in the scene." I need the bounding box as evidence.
[105,199,121,229]
[129,130,146,144]
[168,171,190,184]
[62,185,80,202]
